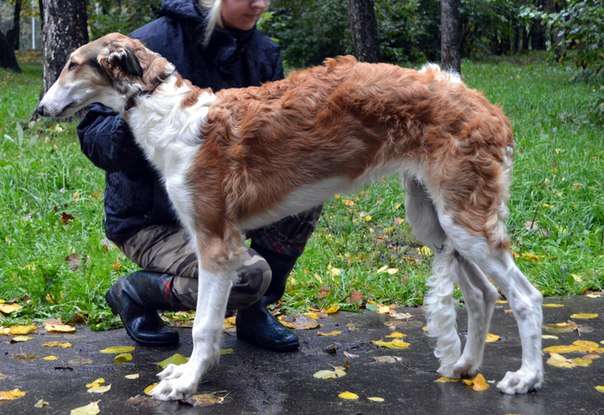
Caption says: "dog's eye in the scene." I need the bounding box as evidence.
[68,61,78,71]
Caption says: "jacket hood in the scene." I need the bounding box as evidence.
[160,0,206,23]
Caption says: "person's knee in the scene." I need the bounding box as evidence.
[228,249,272,309]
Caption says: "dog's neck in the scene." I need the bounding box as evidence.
[124,74,216,178]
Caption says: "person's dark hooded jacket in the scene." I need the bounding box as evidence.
[77,0,284,243]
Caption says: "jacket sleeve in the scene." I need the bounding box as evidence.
[77,103,148,174]
[269,47,285,82]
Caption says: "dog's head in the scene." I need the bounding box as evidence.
[37,33,175,118]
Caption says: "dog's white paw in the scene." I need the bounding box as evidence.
[496,368,543,395]
[152,363,200,401]
[450,357,480,378]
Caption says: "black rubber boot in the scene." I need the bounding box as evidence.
[105,271,180,347]
[236,245,299,352]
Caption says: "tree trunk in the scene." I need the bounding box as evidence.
[0,30,21,72]
[41,0,88,93]
[440,0,461,74]
[7,0,22,50]
[39,0,44,31]
[347,0,379,63]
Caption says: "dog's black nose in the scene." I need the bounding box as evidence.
[35,104,47,117]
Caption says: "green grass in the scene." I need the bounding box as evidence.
[0,56,603,329]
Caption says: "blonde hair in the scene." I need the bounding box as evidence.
[199,0,223,46]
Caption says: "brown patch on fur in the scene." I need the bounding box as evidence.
[187,55,514,249]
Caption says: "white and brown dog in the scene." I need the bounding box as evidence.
[38,33,543,400]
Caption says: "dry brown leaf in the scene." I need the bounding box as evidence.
[0,388,26,401]
[389,311,413,320]
[44,321,76,333]
[187,391,228,407]
[70,401,100,415]
[43,341,72,349]
[349,290,364,305]
[585,292,602,299]
[278,315,320,330]
[60,212,75,225]
[0,303,22,314]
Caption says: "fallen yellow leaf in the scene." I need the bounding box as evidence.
[34,399,49,408]
[419,246,432,256]
[70,401,100,415]
[570,313,599,320]
[485,333,501,343]
[373,355,402,364]
[313,366,346,380]
[158,353,189,369]
[570,357,593,367]
[43,341,72,348]
[100,345,135,354]
[495,299,508,304]
[44,322,76,333]
[11,335,32,342]
[595,385,604,393]
[543,303,564,308]
[367,396,385,402]
[125,373,140,380]
[86,378,105,389]
[221,348,234,355]
[8,324,37,335]
[0,388,26,400]
[547,353,576,368]
[114,353,133,363]
[317,330,342,337]
[223,316,236,329]
[376,304,390,314]
[463,373,490,392]
[435,376,461,383]
[88,384,111,394]
[42,355,58,361]
[323,304,340,314]
[542,335,559,340]
[304,311,321,320]
[338,391,359,400]
[544,321,578,333]
[0,303,22,314]
[372,339,410,349]
[544,340,603,354]
[144,383,157,396]
[385,331,406,339]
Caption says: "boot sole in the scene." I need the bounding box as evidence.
[105,288,179,348]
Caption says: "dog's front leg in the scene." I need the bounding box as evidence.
[152,261,234,401]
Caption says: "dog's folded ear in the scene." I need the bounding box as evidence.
[98,43,143,80]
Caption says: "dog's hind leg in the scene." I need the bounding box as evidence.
[450,255,499,377]
[438,213,543,394]
[152,230,246,401]
[404,177,461,376]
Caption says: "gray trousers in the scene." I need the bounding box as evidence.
[116,206,322,309]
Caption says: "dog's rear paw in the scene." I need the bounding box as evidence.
[450,358,479,378]
[152,363,199,401]
[496,369,543,395]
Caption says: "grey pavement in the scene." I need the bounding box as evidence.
[1,295,603,415]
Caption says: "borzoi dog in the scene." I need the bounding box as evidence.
[37,33,543,400]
